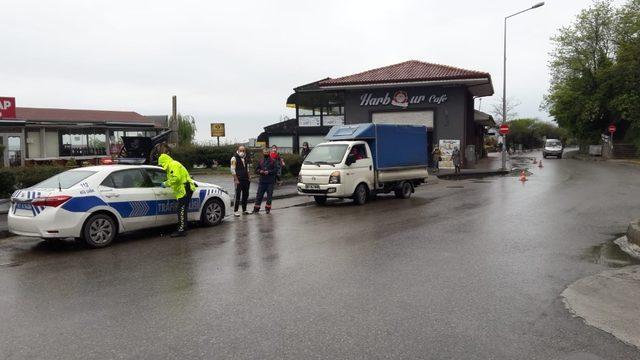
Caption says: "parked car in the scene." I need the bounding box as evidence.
[8,165,231,248]
[543,139,564,159]
[298,123,429,205]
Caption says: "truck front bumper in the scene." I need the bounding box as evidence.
[297,183,348,197]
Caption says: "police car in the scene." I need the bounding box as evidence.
[8,165,231,248]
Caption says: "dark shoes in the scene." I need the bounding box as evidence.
[265,209,270,214]
[170,231,186,238]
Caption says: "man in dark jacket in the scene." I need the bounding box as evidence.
[301,142,311,160]
[230,145,250,216]
[252,148,277,214]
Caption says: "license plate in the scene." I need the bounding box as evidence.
[306,184,320,190]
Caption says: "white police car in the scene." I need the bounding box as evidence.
[8,165,231,248]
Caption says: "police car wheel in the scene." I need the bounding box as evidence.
[83,214,116,248]
[201,198,224,226]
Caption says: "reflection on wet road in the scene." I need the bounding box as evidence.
[1,153,639,359]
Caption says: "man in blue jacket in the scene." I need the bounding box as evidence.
[252,148,277,214]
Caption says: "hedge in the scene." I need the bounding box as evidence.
[171,145,237,169]
[0,165,68,198]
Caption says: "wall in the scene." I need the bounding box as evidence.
[343,86,468,148]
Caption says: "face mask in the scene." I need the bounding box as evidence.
[238,151,245,157]
[270,152,278,159]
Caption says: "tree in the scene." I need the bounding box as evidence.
[490,96,521,123]
[543,0,618,143]
[170,113,197,146]
[505,118,569,149]
[611,0,640,148]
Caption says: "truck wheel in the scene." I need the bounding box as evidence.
[83,213,116,248]
[201,198,224,226]
[314,196,327,205]
[395,182,413,199]
[353,184,368,205]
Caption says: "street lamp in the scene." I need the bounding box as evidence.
[501,1,544,170]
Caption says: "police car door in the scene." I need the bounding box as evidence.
[144,168,178,226]
[99,169,157,231]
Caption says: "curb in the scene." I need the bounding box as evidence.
[436,170,510,180]
[614,236,640,260]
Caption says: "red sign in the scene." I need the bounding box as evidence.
[0,97,16,119]
[608,124,616,134]
[499,124,509,135]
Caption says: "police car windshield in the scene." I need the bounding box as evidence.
[304,144,348,165]
[34,170,96,189]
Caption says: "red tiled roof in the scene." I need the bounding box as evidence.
[319,60,490,87]
[15,107,153,125]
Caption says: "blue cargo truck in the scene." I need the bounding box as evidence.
[297,123,429,205]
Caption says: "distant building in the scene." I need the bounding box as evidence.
[0,102,167,167]
[259,60,495,165]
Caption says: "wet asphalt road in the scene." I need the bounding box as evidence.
[1,153,640,360]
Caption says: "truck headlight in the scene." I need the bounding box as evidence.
[329,171,341,184]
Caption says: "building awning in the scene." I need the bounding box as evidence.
[285,91,344,108]
[474,110,496,127]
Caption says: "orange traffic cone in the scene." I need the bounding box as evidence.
[519,170,527,182]
[538,160,543,168]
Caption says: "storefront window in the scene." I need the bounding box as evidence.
[323,105,344,115]
[59,130,107,157]
[298,106,322,116]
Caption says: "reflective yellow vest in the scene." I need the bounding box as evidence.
[158,154,195,199]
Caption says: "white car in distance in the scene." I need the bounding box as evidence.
[8,165,231,248]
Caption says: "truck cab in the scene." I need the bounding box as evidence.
[297,124,429,205]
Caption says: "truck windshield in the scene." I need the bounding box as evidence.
[304,144,348,165]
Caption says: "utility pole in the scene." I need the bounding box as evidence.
[171,95,178,146]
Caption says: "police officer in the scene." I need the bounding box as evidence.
[252,148,277,214]
[158,153,196,237]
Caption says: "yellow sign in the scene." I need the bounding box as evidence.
[210,123,225,137]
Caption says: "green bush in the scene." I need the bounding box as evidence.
[171,145,237,169]
[280,153,302,177]
[0,165,67,197]
[0,169,17,197]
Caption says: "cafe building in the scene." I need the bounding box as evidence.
[260,60,495,166]
[0,98,167,167]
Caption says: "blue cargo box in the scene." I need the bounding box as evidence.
[325,123,428,170]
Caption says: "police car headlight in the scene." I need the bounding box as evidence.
[329,171,341,184]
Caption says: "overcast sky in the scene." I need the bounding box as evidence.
[2,0,624,142]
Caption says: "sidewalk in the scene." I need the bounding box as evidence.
[562,266,640,349]
[436,152,511,179]
[562,219,640,349]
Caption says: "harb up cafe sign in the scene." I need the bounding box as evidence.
[0,97,16,119]
[360,90,447,108]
